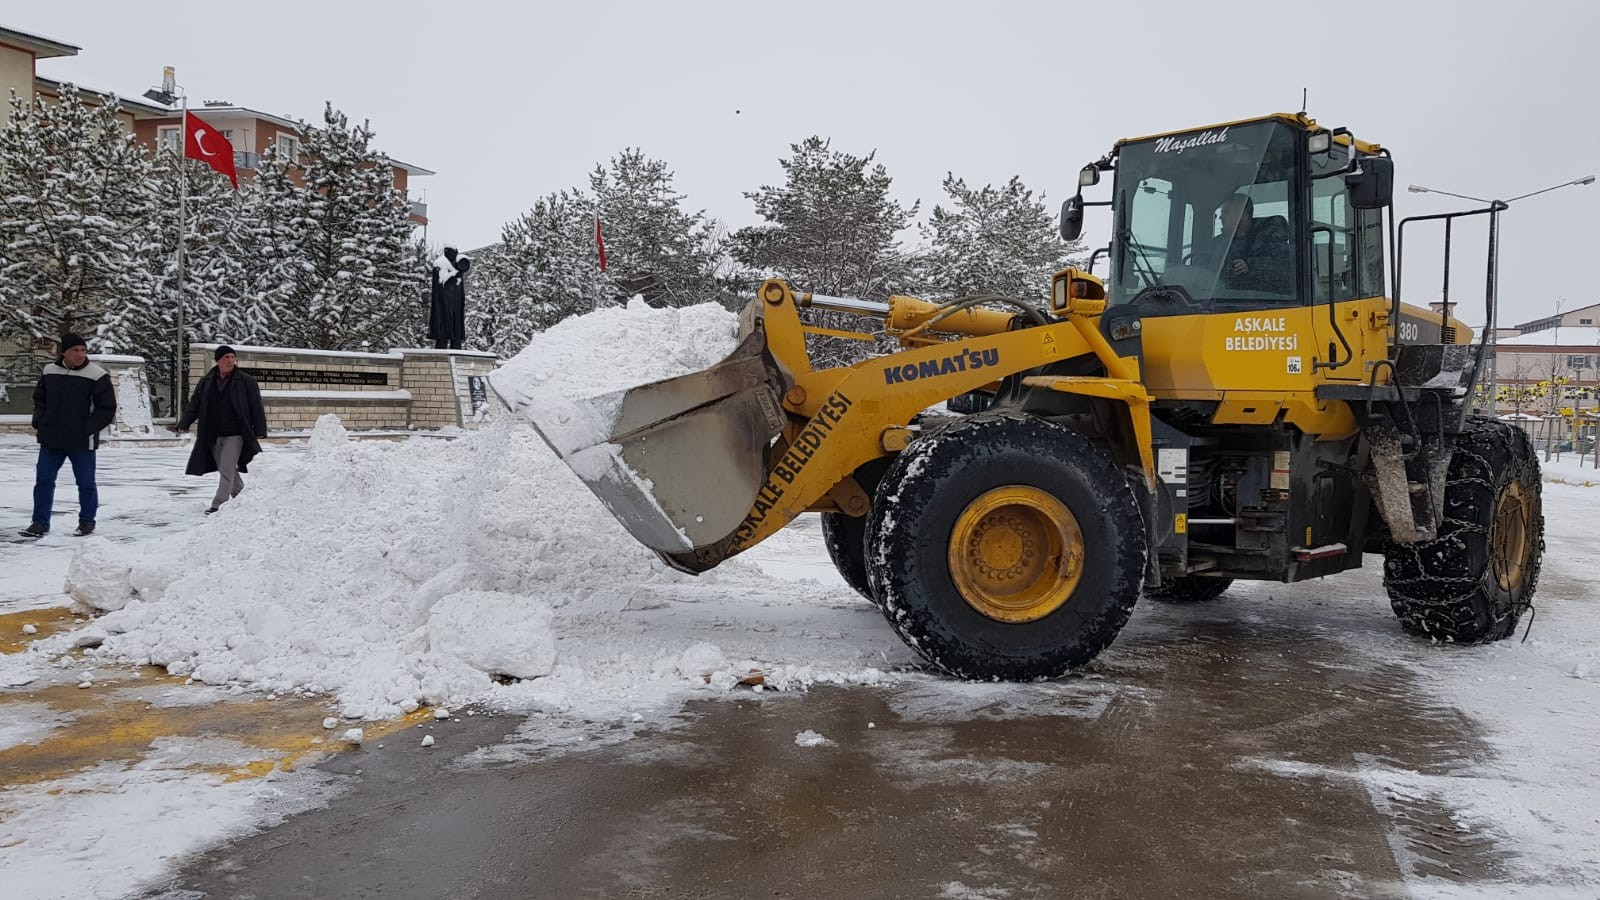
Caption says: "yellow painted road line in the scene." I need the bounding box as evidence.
[0,607,85,654]
[1,663,435,787]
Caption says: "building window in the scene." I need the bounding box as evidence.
[158,126,180,153]
[275,134,299,161]
[1568,355,1592,370]
[1582,318,1594,325]
[221,129,234,142]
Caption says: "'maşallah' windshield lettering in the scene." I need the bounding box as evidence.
[1153,127,1230,154]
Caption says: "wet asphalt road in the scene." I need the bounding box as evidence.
[145,609,1508,900]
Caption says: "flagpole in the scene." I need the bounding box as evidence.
[174,93,188,418]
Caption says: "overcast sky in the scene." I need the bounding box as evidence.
[13,0,1596,326]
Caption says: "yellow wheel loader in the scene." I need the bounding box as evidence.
[515,113,1543,679]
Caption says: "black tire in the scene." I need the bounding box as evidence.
[1145,576,1233,604]
[1383,417,1543,642]
[866,412,1147,679]
[820,457,893,605]
[821,511,873,602]
[946,391,993,414]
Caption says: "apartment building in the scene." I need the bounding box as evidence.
[133,104,434,225]
[2,25,169,128]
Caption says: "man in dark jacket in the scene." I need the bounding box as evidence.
[171,345,268,513]
[21,333,116,538]
[428,244,471,350]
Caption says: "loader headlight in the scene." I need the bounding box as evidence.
[1051,276,1069,313]
[1308,131,1332,154]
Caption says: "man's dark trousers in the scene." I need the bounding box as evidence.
[33,446,97,528]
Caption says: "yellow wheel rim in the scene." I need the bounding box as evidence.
[948,486,1085,623]
[1492,481,1532,592]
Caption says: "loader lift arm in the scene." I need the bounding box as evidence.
[521,276,1156,575]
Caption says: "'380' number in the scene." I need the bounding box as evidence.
[1397,321,1420,342]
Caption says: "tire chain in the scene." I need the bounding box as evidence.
[1382,419,1543,642]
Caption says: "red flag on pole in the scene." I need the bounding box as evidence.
[595,213,607,272]
[184,112,238,189]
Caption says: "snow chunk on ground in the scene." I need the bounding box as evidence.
[66,537,134,612]
[427,591,555,680]
[307,413,349,452]
[676,642,728,679]
[794,729,834,748]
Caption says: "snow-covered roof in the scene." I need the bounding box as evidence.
[1499,326,1600,347]
[33,76,172,118]
[0,25,79,58]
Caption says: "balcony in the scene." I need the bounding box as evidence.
[408,200,428,221]
[234,150,261,171]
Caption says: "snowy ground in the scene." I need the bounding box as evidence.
[1,419,1598,898]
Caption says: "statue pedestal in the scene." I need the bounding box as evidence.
[398,349,500,429]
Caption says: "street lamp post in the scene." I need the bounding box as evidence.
[1406,175,1595,412]
[142,67,187,421]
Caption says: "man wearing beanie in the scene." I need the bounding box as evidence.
[171,345,268,513]
[20,333,116,538]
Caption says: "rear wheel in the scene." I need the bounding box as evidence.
[946,391,993,414]
[866,413,1146,679]
[820,458,892,604]
[1383,418,1543,642]
[1145,576,1233,604]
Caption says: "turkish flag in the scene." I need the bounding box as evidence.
[184,112,238,189]
[595,213,607,272]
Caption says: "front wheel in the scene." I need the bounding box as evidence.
[1383,418,1543,642]
[866,413,1147,679]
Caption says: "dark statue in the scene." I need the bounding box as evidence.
[429,243,471,350]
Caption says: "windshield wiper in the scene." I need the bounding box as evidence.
[1116,188,1164,290]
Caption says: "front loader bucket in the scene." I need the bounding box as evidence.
[495,320,791,563]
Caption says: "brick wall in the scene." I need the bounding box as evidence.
[181,344,499,434]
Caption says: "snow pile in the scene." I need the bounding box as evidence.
[489,298,740,455]
[68,413,694,718]
[44,303,888,721]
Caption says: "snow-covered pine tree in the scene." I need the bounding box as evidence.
[589,149,718,307]
[0,86,158,381]
[98,153,265,404]
[729,136,920,300]
[468,189,613,354]
[461,243,523,355]
[920,174,1084,303]
[729,137,921,365]
[253,104,422,350]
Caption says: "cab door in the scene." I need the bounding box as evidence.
[1309,157,1386,380]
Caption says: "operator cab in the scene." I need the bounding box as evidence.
[1066,115,1390,314]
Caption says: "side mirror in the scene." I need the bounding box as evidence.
[1051,267,1107,315]
[1060,195,1085,242]
[1347,156,1394,209]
